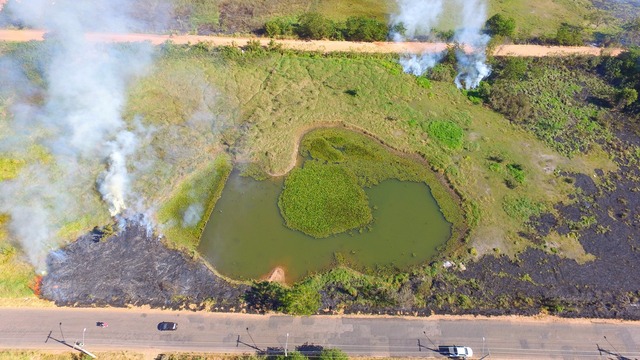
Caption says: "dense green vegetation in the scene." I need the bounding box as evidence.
[266,13,388,41]
[2,34,632,302]
[158,155,232,249]
[482,56,617,156]
[279,161,372,238]
[278,128,462,239]
[485,14,516,38]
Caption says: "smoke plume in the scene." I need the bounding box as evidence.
[390,0,491,88]
[0,0,165,271]
[390,0,445,76]
[453,0,491,89]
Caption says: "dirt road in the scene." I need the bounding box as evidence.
[0,307,639,359]
[0,29,625,57]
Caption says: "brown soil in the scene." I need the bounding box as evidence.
[263,266,286,284]
[0,29,625,57]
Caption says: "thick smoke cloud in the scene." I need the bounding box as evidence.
[0,0,167,271]
[390,0,491,89]
[453,0,491,89]
[390,0,445,76]
[390,0,444,42]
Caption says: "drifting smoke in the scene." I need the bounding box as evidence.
[390,0,444,42]
[390,0,445,76]
[182,203,204,228]
[390,0,491,88]
[453,0,491,89]
[0,0,166,271]
[98,131,139,216]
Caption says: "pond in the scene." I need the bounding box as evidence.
[199,172,451,283]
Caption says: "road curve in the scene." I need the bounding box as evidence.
[0,29,625,57]
[1,307,639,359]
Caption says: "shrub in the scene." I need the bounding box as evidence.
[265,16,298,37]
[506,163,526,184]
[319,349,349,360]
[244,281,286,313]
[283,281,321,315]
[502,196,545,222]
[343,16,388,42]
[485,14,516,37]
[555,23,585,46]
[617,88,638,108]
[416,76,432,89]
[428,63,456,82]
[297,13,335,40]
[499,57,529,82]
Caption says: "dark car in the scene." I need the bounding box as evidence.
[157,321,178,331]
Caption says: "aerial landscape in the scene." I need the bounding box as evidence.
[0,0,640,359]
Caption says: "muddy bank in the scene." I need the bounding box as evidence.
[41,219,248,311]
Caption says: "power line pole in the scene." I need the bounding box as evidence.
[285,333,289,357]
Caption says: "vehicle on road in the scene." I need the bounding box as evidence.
[96,322,108,328]
[438,345,473,359]
[157,321,178,331]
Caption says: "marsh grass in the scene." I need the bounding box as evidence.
[423,120,464,150]
[279,161,372,238]
[158,155,232,249]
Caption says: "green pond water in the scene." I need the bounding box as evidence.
[199,172,451,283]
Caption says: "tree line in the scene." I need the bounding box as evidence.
[265,13,389,42]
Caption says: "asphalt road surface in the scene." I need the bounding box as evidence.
[0,308,638,359]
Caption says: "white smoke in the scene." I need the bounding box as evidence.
[182,203,204,228]
[453,0,491,89]
[0,0,166,271]
[390,0,491,89]
[98,131,139,216]
[399,52,445,76]
[390,0,444,42]
[390,0,446,76]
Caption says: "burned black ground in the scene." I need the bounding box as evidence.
[42,219,247,310]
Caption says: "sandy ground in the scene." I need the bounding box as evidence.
[263,266,286,284]
[0,29,625,57]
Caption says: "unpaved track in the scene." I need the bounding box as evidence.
[0,29,625,57]
[0,307,639,359]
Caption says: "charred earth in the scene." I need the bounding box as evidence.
[42,218,247,310]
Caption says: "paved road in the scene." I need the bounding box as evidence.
[0,29,625,57]
[0,308,638,359]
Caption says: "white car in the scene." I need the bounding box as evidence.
[439,345,473,358]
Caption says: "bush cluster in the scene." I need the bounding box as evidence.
[265,13,388,42]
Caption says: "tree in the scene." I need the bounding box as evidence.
[343,16,388,42]
[244,281,286,313]
[297,13,334,40]
[555,23,585,46]
[485,14,516,37]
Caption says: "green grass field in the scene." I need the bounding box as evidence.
[0,40,618,295]
[175,0,594,38]
[143,45,612,260]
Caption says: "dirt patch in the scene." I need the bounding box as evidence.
[263,266,286,284]
[41,217,248,311]
[0,30,626,57]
